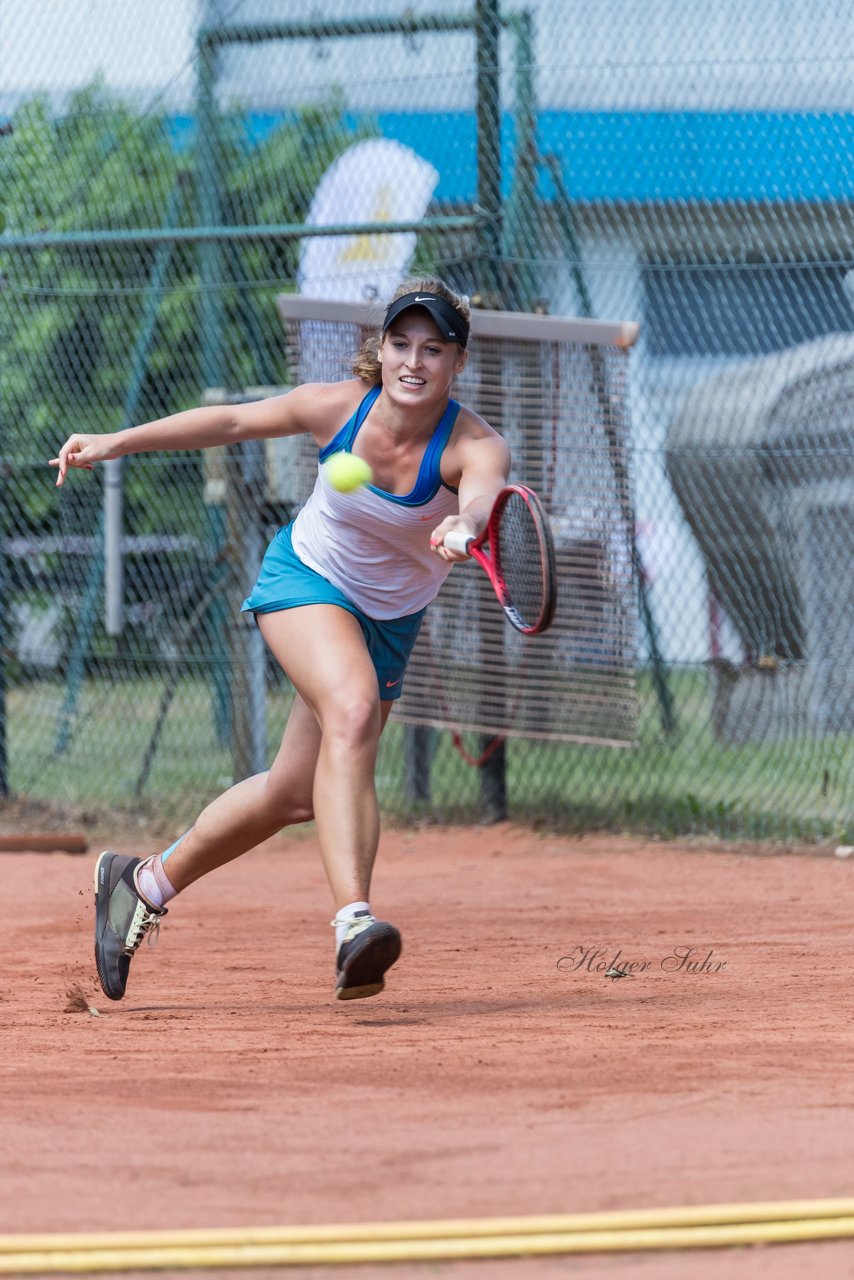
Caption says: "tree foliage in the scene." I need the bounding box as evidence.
[0,82,374,534]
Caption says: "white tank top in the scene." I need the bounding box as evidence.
[291,386,461,619]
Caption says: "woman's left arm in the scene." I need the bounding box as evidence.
[430,431,510,562]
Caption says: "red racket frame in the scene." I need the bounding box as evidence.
[445,484,557,636]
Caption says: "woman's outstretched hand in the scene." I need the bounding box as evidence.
[49,433,121,486]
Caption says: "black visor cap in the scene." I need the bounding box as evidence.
[382,291,469,347]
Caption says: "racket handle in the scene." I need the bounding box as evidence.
[444,529,474,556]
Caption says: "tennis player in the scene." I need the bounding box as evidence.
[50,278,510,1003]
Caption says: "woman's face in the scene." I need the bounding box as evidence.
[378,308,467,409]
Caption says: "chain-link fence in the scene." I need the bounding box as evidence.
[1,0,852,842]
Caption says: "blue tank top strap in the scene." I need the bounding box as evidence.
[320,389,460,506]
[319,385,381,461]
[359,397,460,507]
[409,398,461,503]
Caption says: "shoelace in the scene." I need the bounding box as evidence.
[127,900,163,951]
[330,913,375,943]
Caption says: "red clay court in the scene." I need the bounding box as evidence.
[3,823,854,1278]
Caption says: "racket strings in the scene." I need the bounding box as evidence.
[496,492,548,630]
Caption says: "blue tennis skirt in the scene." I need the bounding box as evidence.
[241,523,425,701]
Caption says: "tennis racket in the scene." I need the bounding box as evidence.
[444,484,557,635]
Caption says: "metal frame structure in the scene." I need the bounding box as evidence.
[277,295,640,350]
[195,3,537,387]
[276,292,644,819]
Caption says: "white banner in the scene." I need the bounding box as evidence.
[299,138,439,302]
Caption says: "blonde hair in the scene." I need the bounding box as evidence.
[352,277,471,385]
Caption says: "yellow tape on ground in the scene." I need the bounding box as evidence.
[2,1199,854,1254]
[2,1215,854,1273]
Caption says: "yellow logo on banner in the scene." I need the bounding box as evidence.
[299,139,438,299]
[337,186,394,265]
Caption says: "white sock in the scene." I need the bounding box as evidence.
[333,901,371,948]
[135,854,177,910]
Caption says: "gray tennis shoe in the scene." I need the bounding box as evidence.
[94,851,166,1000]
[334,911,402,1001]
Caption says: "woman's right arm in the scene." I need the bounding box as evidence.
[49,382,341,487]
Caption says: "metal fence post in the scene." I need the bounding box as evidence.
[474,0,509,820]
[475,0,503,303]
[504,10,539,311]
[226,439,267,782]
[480,740,506,824]
[404,725,433,803]
[0,418,7,797]
[197,27,232,748]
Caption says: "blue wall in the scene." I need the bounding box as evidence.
[168,110,854,203]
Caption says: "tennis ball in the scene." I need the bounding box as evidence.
[323,452,373,493]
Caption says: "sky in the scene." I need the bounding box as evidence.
[0,0,198,110]
[1,0,852,115]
